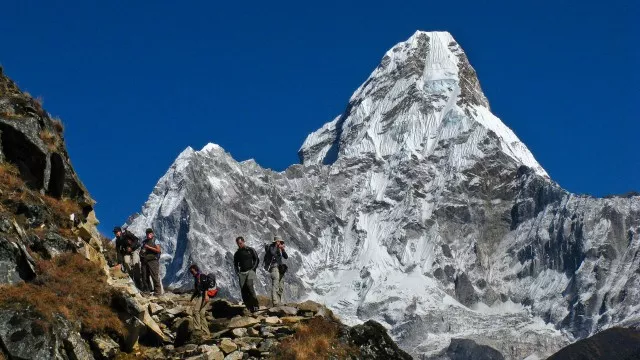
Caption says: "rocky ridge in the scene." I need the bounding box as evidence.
[132,292,411,360]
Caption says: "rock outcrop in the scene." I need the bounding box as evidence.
[547,327,640,360]
[136,294,411,360]
[0,66,93,208]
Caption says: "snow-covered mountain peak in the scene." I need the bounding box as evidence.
[199,142,224,153]
[299,31,547,177]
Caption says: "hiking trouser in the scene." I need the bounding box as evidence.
[189,295,211,337]
[123,249,142,289]
[270,266,285,306]
[141,259,162,295]
[238,270,259,310]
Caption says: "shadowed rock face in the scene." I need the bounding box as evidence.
[547,327,640,360]
[445,338,504,360]
[0,70,92,207]
[0,309,93,360]
[128,31,640,359]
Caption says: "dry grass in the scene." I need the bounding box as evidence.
[0,253,125,336]
[43,195,81,219]
[0,162,24,192]
[52,117,64,133]
[39,129,58,151]
[271,317,357,360]
[0,161,80,231]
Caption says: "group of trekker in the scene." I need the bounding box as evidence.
[114,227,289,340]
[113,226,163,295]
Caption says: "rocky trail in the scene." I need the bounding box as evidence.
[107,267,411,360]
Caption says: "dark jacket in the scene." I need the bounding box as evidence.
[116,230,140,254]
[233,246,259,273]
[264,243,288,270]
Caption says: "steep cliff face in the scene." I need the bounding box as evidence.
[127,31,640,359]
[0,67,93,209]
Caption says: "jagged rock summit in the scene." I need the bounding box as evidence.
[128,31,640,359]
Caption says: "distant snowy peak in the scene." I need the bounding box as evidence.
[299,30,547,177]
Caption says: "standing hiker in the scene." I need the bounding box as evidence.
[140,228,163,296]
[264,236,288,306]
[113,226,142,289]
[188,264,216,340]
[233,236,260,312]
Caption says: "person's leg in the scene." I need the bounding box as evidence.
[199,298,211,336]
[131,250,142,289]
[140,260,149,292]
[123,254,132,274]
[246,270,260,311]
[238,272,249,307]
[270,267,280,306]
[190,295,205,334]
[148,260,162,295]
[278,270,285,304]
[116,251,125,272]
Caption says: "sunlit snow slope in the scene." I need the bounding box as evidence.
[127,31,640,359]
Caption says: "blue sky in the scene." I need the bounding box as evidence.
[1,1,637,234]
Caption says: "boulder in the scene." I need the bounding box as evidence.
[258,338,277,352]
[91,335,120,360]
[77,239,107,271]
[62,329,95,360]
[77,222,94,241]
[342,320,412,360]
[149,302,165,315]
[0,237,32,284]
[177,343,199,357]
[210,299,247,319]
[219,338,238,354]
[227,316,259,328]
[267,306,298,317]
[263,316,281,325]
[231,328,248,338]
[223,350,244,360]
[122,316,146,352]
[295,300,324,314]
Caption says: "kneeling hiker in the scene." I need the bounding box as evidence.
[233,236,260,312]
[140,228,163,296]
[188,264,217,339]
[264,236,288,306]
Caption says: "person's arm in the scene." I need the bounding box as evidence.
[251,247,259,271]
[281,248,288,259]
[144,241,161,254]
[233,251,240,274]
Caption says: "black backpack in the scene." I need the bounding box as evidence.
[263,243,274,270]
[198,273,216,292]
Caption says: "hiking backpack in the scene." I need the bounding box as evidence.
[199,273,218,298]
[263,243,274,270]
